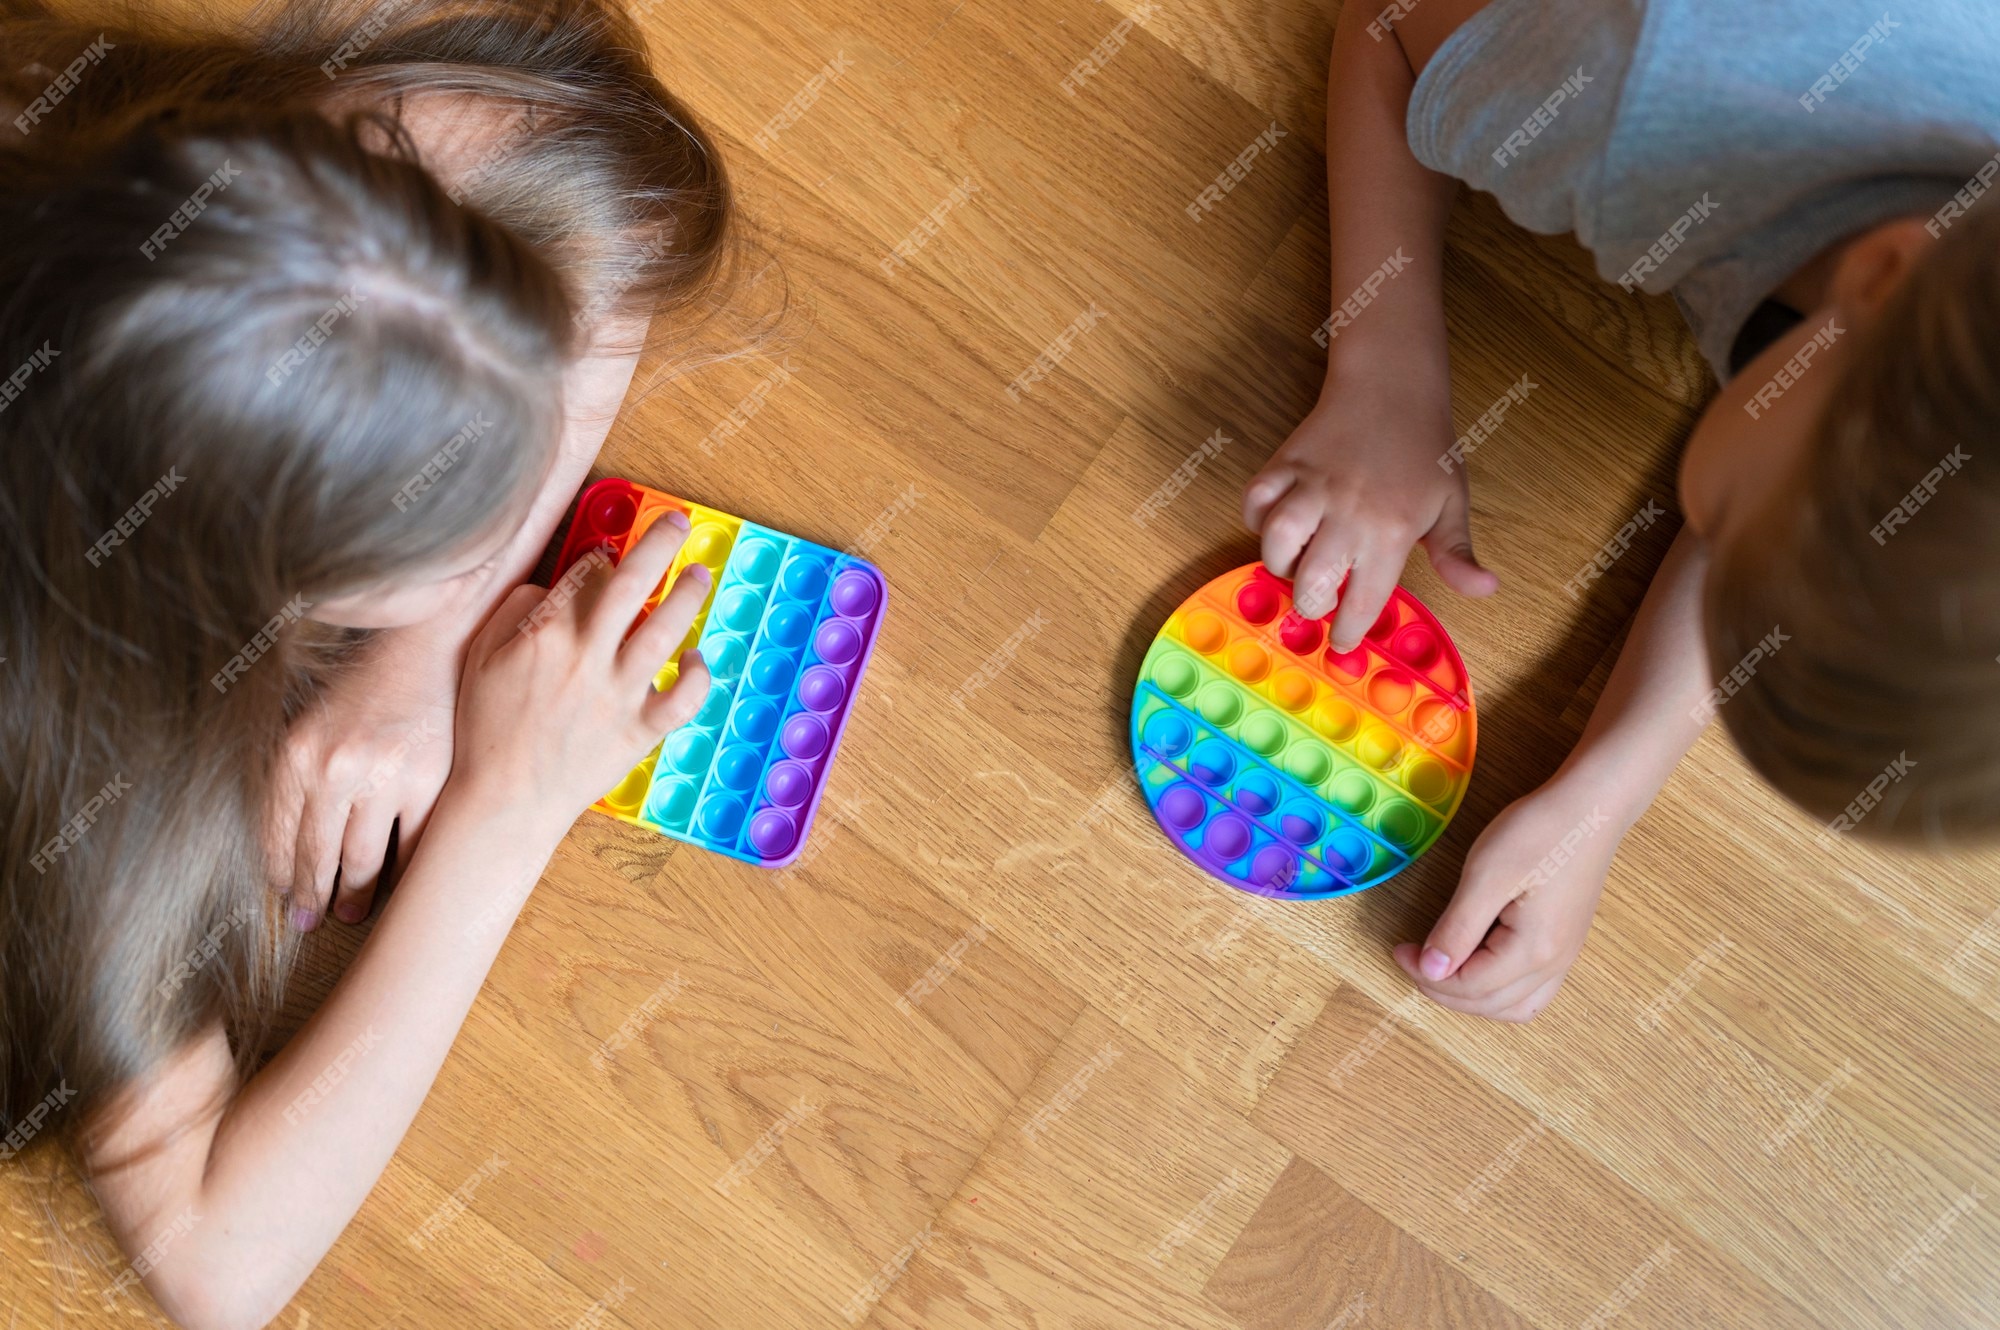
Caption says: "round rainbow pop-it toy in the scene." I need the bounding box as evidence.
[1128,565,1476,898]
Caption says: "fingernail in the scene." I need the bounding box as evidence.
[689,562,712,584]
[684,647,706,671]
[291,905,318,932]
[1420,947,1452,980]
[665,509,691,530]
[335,900,364,924]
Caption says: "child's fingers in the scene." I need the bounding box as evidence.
[618,561,711,680]
[1259,489,1324,581]
[642,648,711,735]
[1292,533,1356,622]
[471,583,550,668]
[1412,872,1520,984]
[1242,466,1296,533]
[1327,546,1401,652]
[1421,487,1501,599]
[1395,930,1537,1009]
[290,790,345,928]
[390,804,430,888]
[592,512,691,648]
[332,802,395,924]
[1491,973,1567,1024]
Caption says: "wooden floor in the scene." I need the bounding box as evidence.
[9,1,2000,1326]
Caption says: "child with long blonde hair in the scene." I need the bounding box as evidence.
[0,0,736,1321]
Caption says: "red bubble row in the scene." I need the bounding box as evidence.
[1230,569,1463,704]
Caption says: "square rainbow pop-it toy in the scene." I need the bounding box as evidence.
[1129,565,1475,898]
[552,478,886,868]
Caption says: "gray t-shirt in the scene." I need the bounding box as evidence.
[1407,0,2000,378]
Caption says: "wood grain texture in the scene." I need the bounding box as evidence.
[5,1,1998,1326]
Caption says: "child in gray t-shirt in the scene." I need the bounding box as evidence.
[1247,0,1998,1021]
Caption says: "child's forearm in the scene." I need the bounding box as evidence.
[1547,527,1715,829]
[96,789,569,1329]
[1317,7,1457,390]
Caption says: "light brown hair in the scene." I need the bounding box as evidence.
[0,0,735,1166]
[1704,205,2000,842]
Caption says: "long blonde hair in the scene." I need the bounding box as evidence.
[0,0,735,1163]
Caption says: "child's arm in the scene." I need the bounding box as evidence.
[1244,3,1496,646]
[276,314,653,930]
[1393,528,1714,1020]
[86,518,710,1330]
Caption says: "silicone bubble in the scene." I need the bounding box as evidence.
[1325,645,1369,679]
[732,697,780,745]
[1392,625,1440,671]
[1150,649,1201,700]
[1181,609,1228,656]
[716,588,765,634]
[706,635,749,683]
[1404,759,1452,806]
[586,485,639,540]
[1374,800,1426,849]
[1415,697,1458,742]
[1204,814,1253,863]
[830,568,879,617]
[1142,710,1194,760]
[1328,769,1376,816]
[1271,667,1316,713]
[1355,726,1403,772]
[1127,563,1474,898]
[1324,828,1374,877]
[1188,739,1237,788]
[781,556,830,604]
[748,650,796,697]
[1239,709,1289,759]
[1282,744,1332,786]
[748,810,798,858]
[781,714,830,761]
[1279,613,1324,656]
[688,523,734,569]
[667,729,716,778]
[1312,696,1359,742]
[556,480,885,868]
[645,780,698,831]
[693,682,732,730]
[798,666,846,714]
[1233,769,1281,818]
[1278,800,1326,846]
[699,794,746,841]
[1227,640,1273,684]
[715,744,763,793]
[1366,672,1414,718]
[734,538,782,586]
[766,762,814,809]
[1236,579,1282,626]
[765,602,814,649]
[1248,844,1298,890]
[1196,682,1243,728]
[814,619,863,666]
[1159,782,1208,832]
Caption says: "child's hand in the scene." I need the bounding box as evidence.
[1391,784,1621,1022]
[1245,387,1498,649]
[448,515,713,832]
[271,634,461,930]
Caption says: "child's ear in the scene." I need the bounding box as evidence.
[1829,217,1935,324]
